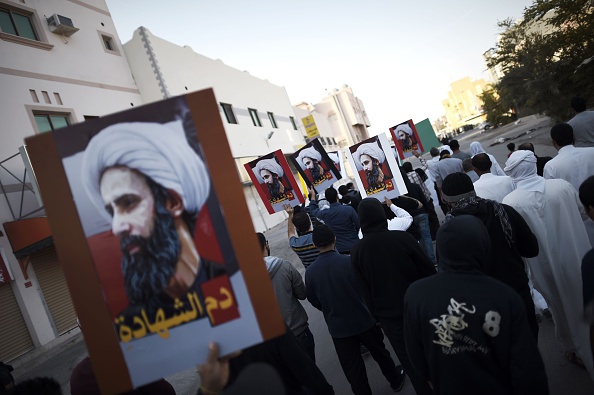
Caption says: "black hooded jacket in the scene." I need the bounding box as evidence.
[351,198,435,321]
[404,216,548,395]
[450,201,538,293]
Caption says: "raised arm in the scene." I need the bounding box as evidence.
[385,196,413,231]
[284,204,297,240]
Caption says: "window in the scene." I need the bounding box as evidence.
[0,2,52,50]
[289,116,297,130]
[97,30,120,56]
[332,137,337,145]
[320,138,326,145]
[268,112,278,128]
[34,114,69,133]
[220,103,237,124]
[0,7,38,40]
[249,108,261,127]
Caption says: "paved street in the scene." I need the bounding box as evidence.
[11,115,594,394]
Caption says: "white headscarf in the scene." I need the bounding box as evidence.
[470,141,486,157]
[355,142,386,166]
[254,158,284,183]
[395,123,413,138]
[504,150,544,192]
[327,152,339,165]
[82,120,210,221]
[297,146,322,165]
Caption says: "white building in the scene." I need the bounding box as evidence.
[123,27,306,232]
[0,0,142,362]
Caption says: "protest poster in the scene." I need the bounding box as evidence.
[326,149,346,179]
[346,134,407,201]
[24,89,285,394]
[390,119,424,160]
[245,150,304,214]
[290,139,341,192]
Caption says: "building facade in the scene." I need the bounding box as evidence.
[0,0,142,362]
[441,76,488,132]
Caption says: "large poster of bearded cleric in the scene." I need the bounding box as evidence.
[290,138,341,190]
[245,150,304,214]
[24,90,285,394]
[346,134,408,201]
[390,119,424,160]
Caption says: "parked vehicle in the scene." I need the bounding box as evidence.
[478,121,493,131]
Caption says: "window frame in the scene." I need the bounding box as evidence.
[97,30,121,56]
[248,108,262,127]
[220,102,238,124]
[25,105,77,134]
[289,116,298,130]
[0,1,52,50]
[268,112,278,128]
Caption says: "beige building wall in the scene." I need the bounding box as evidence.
[441,76,488,131]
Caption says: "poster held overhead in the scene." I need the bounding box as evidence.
[327,149,346,179]
[24,89,285,394]
[245,150,304,214]
[346,134,407,201]
[390,119,424,160]
[291,139,341,192]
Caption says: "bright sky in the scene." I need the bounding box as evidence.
[105,0,533,135]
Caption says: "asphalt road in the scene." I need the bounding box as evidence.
[12,115,594,394]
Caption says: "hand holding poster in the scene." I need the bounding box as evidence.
[291,139,341,192]
[346,134,407,201]
[245,150,304,214]
[24,89,284,394]
[390,119,424,160]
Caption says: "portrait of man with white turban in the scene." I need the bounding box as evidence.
[353,139,392,193]
[81,119,229,340]
[297,145,328,185]
[390,120,423,160]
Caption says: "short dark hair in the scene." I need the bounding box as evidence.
[430,147,439,157]
[312,225,335,248]
[518,142,535,153]
[346,182,354,190]
[550,123,574,147]
[341,195,351,204]
[338,185,348,196]
[571,97,587,112]
[325,187,338,203]
[292,212,311,234]
[440,150,451,159]
[462,158,474,172]
[579,175,594,210]
[256,232,267,251]
[449,139,460,150]
[471,153,492,172]
[507,142,515,151]
[402,162,413,173]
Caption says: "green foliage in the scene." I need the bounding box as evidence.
[487,0,594,122]
[479,87,515,126]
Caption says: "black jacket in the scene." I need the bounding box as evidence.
[351,198,435,321]
[404,216,548,395]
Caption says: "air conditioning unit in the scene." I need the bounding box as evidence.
[47,14,79,37]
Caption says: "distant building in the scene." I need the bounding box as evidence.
[441,77,488,132]
[0,0,142,361]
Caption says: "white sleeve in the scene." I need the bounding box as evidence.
[387,204,413,231]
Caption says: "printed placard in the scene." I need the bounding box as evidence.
[245,150,304,214]
[24,89,285,394]
[291,139,341,192]
[327,150,346,179]
[346,134,408,201]
[390,119,424,160]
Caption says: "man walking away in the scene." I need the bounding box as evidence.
[449,139,471,160]
[257,233,315,361]
[404,216,549,395]
[351,198,436,395]
[284,204,319,269]
[568,97,594,147]
[472,153,515,203]
[307,225,405,394]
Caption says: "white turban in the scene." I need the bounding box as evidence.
[504,150,544,192]
[470,141,486,157]
[355,142,386,166]
[254,158,284,183]
[327,152,339,165]
[82,120,210,221]
[395,124,413,138]
[297,146,322,165]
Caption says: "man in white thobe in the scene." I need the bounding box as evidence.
[472,153,515,203]
[503,150,593,378]
[543,123,594,246]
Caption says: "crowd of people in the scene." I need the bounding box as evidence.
[6,99,594,395]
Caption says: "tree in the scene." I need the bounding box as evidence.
[486,0,594,121]
[479,87,515,125]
